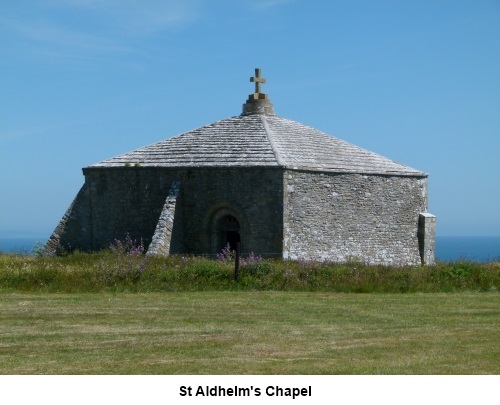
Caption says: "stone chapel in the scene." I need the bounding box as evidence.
[44,68,436,265]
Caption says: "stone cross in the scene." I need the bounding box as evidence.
[250,68,266,94]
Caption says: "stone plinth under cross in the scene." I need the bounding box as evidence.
[242,68,275,116]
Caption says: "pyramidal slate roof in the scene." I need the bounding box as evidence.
[89,69,425,177]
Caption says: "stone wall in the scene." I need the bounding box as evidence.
[48,166,284,256]
[283,170,429,265]
[46,165,434,265]
[83,167,175,251]
[43,183,92,254]
[179,167,284,256]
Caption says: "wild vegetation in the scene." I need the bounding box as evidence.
[0,239,498,293]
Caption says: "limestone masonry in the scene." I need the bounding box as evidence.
[45,68,436,265]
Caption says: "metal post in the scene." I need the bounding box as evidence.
[234,242,240,282]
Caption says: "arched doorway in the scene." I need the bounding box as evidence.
[204,205,249,256]
[216,215,241,252]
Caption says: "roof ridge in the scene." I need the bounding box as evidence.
[260,115,285,166]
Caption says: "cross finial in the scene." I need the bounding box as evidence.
[242,67,274,115]
[250,68,266,94]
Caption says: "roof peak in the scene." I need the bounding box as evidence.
[242,68,275,116]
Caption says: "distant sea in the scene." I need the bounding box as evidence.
[0,237,47,255]
[0,236,499,262]
[435,236,500,262]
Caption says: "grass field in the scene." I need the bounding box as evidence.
[1,291,499,374]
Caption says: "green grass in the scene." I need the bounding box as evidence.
[1,292,499,374]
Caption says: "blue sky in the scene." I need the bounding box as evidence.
[1,0,499,238]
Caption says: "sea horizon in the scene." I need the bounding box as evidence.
[0,235,499,262]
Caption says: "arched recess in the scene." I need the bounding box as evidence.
[216,215,240,252]
[203,204,250,255]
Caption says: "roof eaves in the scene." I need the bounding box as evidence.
[283,165,428,176]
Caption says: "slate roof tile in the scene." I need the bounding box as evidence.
[89,114,425,176]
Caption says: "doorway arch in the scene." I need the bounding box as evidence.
[205,205,249,255]
[216,215,240,252]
